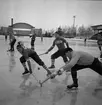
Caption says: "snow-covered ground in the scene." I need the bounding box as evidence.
[0,36,102,105]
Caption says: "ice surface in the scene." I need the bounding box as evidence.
[0,36,102,105]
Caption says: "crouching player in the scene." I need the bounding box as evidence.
[16,41,52,76]
[50,47,102,90]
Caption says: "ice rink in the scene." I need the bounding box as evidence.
[0,36,102,105]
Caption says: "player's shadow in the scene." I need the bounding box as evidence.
[69,90,78,105]
[51,85,78,105]
[19,74,31,90]
[8,51,16,72]
[19,74,40,98]
[92,76,102,99]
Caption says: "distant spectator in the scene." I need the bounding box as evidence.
[7,26,16,51]
[84,38,87,46]
[29,28,36,50]
[41,34,43,42]
[5,34,7,41]
[97,32,102,57]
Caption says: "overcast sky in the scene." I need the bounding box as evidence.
[0,0,102,30]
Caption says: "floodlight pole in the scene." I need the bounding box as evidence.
[73,15,76,28]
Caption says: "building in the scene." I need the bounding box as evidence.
[12,22,42,36]
[91,25,102,40]
[0,22,42,37]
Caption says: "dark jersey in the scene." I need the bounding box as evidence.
[53,37,68,50]
[56,30,63,36]
[97,33,102,45]
[31,34,36,46]
[31,34,35,41]
[22,48,35,60]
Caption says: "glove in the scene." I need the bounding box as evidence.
[50,74,56,79]
[45,51,49,54]
[57,70,62,75]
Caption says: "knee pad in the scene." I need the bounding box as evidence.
[51,55,55,59]
[39,61,44,66]
[20,57,26,63]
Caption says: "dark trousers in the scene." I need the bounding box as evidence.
[51,49,68,63]
[10,39,16,51]
[20,52,44,66]
[71,58,102,81]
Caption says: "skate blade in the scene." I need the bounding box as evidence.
[65,87,78,92]
[22,73,30,77]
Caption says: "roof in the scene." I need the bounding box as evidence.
[11,22,35,29]
[91,25,102,30]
